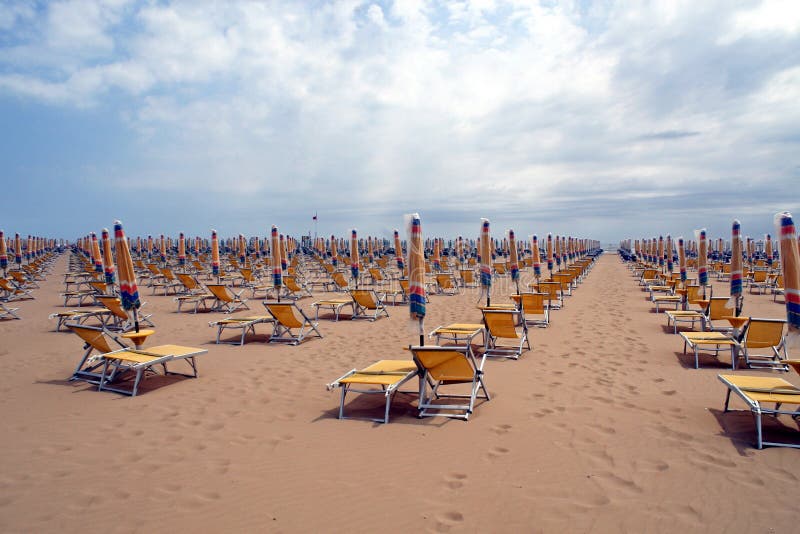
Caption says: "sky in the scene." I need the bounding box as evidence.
[1,0,799,244]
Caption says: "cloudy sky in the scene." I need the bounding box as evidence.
[1,0,798,244]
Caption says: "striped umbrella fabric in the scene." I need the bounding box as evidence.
[91,233,103,273]
[456,235,463,266]
[102,228,115,286]
[239,234,246,265]
[0,230,7,273]
[697,229,708,288]
[658,236,664,270]
[532,235,541,279]
[508,229,519,283]
[280,234,288,272]
[114,221,141,330]
[14,233,22,265]
[546,233,554,273]
[432,238,441,272]
[561,236,568,267]
[480,219,492,294]
[666,235,674,273]
[350,229,359,285]
[406,214,426,344]
[211,230,220,277]
[765,234,773,267]
[159,235,167,264]
[393,230,403,271]
[729,220,743,314]
[271,226,282,293]
[178,233,186,267]
[555,235,561,268]
[678,237,687,283]
[775,212,799,349]
[330,234,338,267]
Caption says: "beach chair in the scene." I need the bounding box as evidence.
[482,308,530,359]
[739,318,789,371]
[704,297,736,333]
[748,270,769,294]
[97,295,155,332]
[328,271,351,292]
[516,292,550,328]
[311,297,355,321]
[206,284,249,313]
[429,323,485,347]
[663,285,705,333]
[459,269,477,288]
[367,267,389,288]
[350,289,389,321]
[0,302,20,320]
[533,281,563,309]
[208,315,275,345]
[679,331,739,369]
[8,270,38,289]
[326,360,418,423]
[282,275,313,299]
[411,345,490,421]
[0,277,35,301]
[435,273,459,295]
[67,324,129,383]
[49,307,112,331]
[151,268,183,295]
[262,301,323,344]
[718,373,800,449]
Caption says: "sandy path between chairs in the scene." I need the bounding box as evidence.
[0,253,798,533]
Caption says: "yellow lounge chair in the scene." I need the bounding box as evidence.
[482,308,530,359]
[434,272,460,295]
[740,318,788,371]
[513,292,550,328]
[49,307,112,331]
[0,277,34,301]
[679,331,739,369]
[326,360,418,423]
[208,315,275,345]
[311,297,355,321]
[96,295,155,332]
[748,270,769,294]
[68,323,131,383]
[718,373,800,449]
[262,301,322,344]
[429,323,485,346]
[459,269,477,288]
[206,284,249,313]
[98,342,206,397]
[282,275,313,299]
[532,280,563,309]
[411,345,490,421]
[349,289,389,321]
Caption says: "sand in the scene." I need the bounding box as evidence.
[1,253,798,533]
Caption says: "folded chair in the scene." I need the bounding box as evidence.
[206,284,249,313]
[262,301,323,344]
[429,323,485,346]
[326,360,418,423]
[516,292,550,327]
[67,324,129,383]
[1,277,35,301]
[350,289,389,321]
[311,297,355,321]
[663,285,705,333]
[0,302,20,320]
[411,345,490,421]
[679,331,739,369]
[718,373,800,449]
[739,318,789,371]
[49,307,112,331]
[209,315,275,345]
[482,308,530,359]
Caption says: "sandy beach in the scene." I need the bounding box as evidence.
[1,251,798,533]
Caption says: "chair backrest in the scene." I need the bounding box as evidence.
[410,345,475,382]
[240,268,254,282]
[351,289,379,309]
[482,309,521,339]
[332,272,349,289]
[743,318,785,349]
[519,292,546,314]
[147,264,160,275]
[160,268,177,280]
[177,273,200,291]
[685,285,701,302]
[97,296,128,320]
[460,269,474,284]
[536,281,560,300]
[369,268,384,282]
[399,278,409,296]
[436,273,454,289]
[752,270,767,282]
[641,268,657,279]
[68,324,116,353]
[206,284,234,302]
[264,302,303,328]
[284,276,301,291]
[707,297,734,320]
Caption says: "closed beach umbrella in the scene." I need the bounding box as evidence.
[696,229,708,296]
[407,213,426,345]
[729,220,743,315]
[765,234,773,268]
[393,230,403,272]
[775,212,799,351]
[0,230,7,275]
[159,235,166,264]
[432,238,441,272]
[678,237,687,284]
[147,235,153,261]
[666,235,674,273]
[350,229,359,287]
[280,235,288,272]
[456,236,463,267]
[91,233,103,274]
[102,228,115,289]
[330,235,338,267]
[508,229,520,293]
[211,230,220,279]
[532,235,542,280]
[546,233,554,275]
[271,226,282,300]
[239,234,246,265]
[178,233,186,268]
[554,235,561,269]
[658,236,664,271]
[114,220,141,332]
[480,219,492,306]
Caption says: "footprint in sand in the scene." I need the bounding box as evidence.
[487,447,510,459]
[442,473,468,489]
[490,424,512,435]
